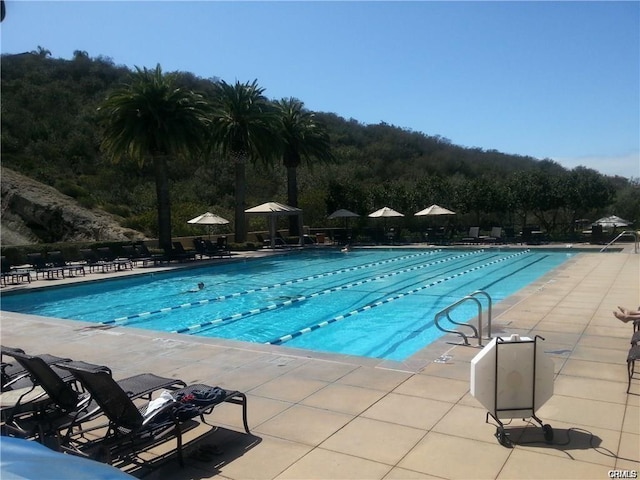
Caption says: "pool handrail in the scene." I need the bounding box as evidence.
[599,230,639,254]
[434,290,493,347]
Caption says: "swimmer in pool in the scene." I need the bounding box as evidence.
[186,282,205,293]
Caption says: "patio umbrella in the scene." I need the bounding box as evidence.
[592,215,630,228]
[328,208,360,230]
[187,212,229,239]
[414,204,455,216]
[368,207,404,218]
[368,207,404,242]
[245,202,303,248]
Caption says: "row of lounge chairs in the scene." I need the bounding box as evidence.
[0,346,250,468]
[1,240,232,286]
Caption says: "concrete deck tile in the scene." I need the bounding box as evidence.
[616,432,640,470]
[497,448,613,479]
[553,374,630,405]
[398,431,511,479]
[275,447,392,480]
[431,403,505,443]
[336,365,412,391]
[360,392,453,430]
[536,394,626,432]
[248,375,329,403]
[383,467,446,479]
[560,358,630,383]
[395,373,471,403]
[622,403,640,433]
[320,416,426,465]
[301,382,387,416]
[254,404,353,446]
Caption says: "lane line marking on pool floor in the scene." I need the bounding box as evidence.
[101,249,447,326]
[174,249,531,336]
[171,249,491,334]
[266,249,531,345]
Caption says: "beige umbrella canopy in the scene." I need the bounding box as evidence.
[414,204,455,216]
[592,215,630,228]
[187,212,229,238]
[245,202,303,248]
[368,207,404,218]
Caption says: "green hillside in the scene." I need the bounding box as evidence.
[1,51,637,242]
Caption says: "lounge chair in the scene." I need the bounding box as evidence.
[96,247,133,271]
[57,361,249,466]
[1,351,187,445]
[481,227,503,244]
[1,256,31,286]
[215,236,231,257]
[25,253,66,280]
[134,243,167,266]
[1,346,71,392]
[79,249,115,274]
[46,251,85,277]
[461,227,480,243]
[168,242,197,262]
[192,238,216,259]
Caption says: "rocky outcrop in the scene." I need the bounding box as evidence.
[1,167,148,246]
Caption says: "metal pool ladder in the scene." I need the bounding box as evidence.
[600,230,639,254]
[434,290,493,347]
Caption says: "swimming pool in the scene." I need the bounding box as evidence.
[0,248,574,361]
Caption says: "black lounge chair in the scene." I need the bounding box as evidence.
[193,238,212,259]
[47,251,85,277]
[215,236,231,257]
[57,361,249,467]
[1,352,187,446]
[1,256,31,286]
[168,242,197,262]
[79,249,116,273]
[134,243,167,266]
[461,227,480,243]
[96,247,133,271]
[1,346,72,392]
[25,253,66,280]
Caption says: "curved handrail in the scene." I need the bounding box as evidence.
[434,290,493,346]
[599,230,639,254]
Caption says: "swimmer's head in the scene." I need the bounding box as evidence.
[198,282,205,290]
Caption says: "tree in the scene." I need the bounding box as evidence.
[98,64,210,250]
[209,79,279,242]
[275,98,334,235]
[32,46,51,58]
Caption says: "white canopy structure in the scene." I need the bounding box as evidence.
[187,212,229,238]
[245,202,303,248]
[414,204,455,216]
[368,207,404,218]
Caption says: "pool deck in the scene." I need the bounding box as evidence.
[1,244,639,479]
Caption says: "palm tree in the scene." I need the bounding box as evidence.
[275,98,334,235]
[209,79,279,243]
[98,64,210,251]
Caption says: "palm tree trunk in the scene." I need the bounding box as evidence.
[153,155,173,252]
[234,152,247,243]
[287,165,299,236]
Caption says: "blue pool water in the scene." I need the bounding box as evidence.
[0,248,574,361]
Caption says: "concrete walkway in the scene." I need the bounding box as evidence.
[1,247,638,479]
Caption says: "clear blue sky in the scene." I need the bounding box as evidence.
[2,1,639,179]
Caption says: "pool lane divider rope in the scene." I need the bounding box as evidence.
[171,249,488,335]
[100,249,445,327]
[266,249,531,346]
